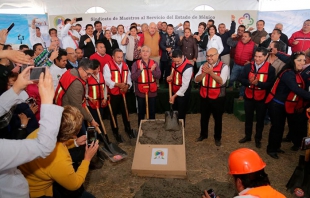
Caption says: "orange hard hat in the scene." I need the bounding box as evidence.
[228,148,266,175]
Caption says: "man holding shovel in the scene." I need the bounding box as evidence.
[194,48,229,146]
[166,49,193,127]
[103,49,134,142]
[86,59,107,137]
[131,46,161,126]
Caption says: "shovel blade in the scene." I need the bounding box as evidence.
[99,146,127,163]
[164,111,180,131]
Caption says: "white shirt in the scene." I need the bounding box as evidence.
[112,33,127,53]
[103,61,132,89]
[29,28,50,48]
[207,34,224,55]
[195,61,230,85]
[49,64,67,90]
[61,23,81,49]
[174,58,193,97]
[84,34,96,48]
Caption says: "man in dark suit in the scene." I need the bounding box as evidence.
[66,47,78,69]
[103,30,119,56]
[79,24,96,58]
[259,29,286,53]
[93,21,105,42]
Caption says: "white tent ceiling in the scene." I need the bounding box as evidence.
[1,0,258,15]
[0,0,309,15]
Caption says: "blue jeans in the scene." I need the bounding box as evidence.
[229,63,245,97]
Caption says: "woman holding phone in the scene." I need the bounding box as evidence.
[19,106,99,198]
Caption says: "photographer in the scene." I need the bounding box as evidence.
[202,148,285,198]
[0,66,64,197]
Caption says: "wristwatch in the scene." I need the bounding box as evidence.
[21,124,26,128]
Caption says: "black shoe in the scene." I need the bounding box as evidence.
[89,155,104,170]
[290,145,299,151]
[196,135,208,142]
[125,129,137,139]
[267,152,279,159]
[238,137,251,143]
[282,137,291,142]
[215,140,221,147]
[113,133,123,143]
[97,149,106,162]
[255,141,261,148]
[276,149,285,154]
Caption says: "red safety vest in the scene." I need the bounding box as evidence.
[107,60,129,95]
[265,69,305,114]
[87,73,105,109]
[171,58,192,93]
[54,69,86,106]
[136,59,157,93]
[243,186,286,198]
[199,61,224,99]
[245,61,270,101]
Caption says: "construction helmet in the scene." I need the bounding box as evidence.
[228,148,266,175]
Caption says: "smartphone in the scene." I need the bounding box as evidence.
[7,23,14,33]
[25,97,36,105]
[30,67,46,81]
[207,189,216,198]
[20,64,28,73]
[86,127,97,146]
[76,17,83,22]
[301,137,310,150]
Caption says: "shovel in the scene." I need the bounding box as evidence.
[286,108,310,196]
[85,106,127,163]
[164,82,180,131]
[122,93,138,138]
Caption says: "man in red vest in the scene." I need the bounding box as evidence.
[238,47,275,148]
[103,49,133,142]
[227,31,256,99]
[54,58,99,129]
[167,49,193,127]
[202,148,285,198]
[131,46,161,126]
[89,41,112,72]
[194,48,230,146]
[86,59,107,134]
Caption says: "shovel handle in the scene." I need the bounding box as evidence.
[168,82,172,99]
[122,93,130,121]
[107,101,117,128]
[143,86,149,119]
[96,108,107,135]
[307,108,310,120]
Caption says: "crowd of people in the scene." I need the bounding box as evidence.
[0,15,310,197]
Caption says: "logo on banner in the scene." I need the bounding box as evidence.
[53,16,65,28]
[238,13,254,28]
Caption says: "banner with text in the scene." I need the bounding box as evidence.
[49,11,257,34]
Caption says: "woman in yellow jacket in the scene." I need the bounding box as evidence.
[19,106,99,198]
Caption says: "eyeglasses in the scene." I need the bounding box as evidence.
[82,67,92,76]
[206,53,218,58]
[303,23,310,27]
